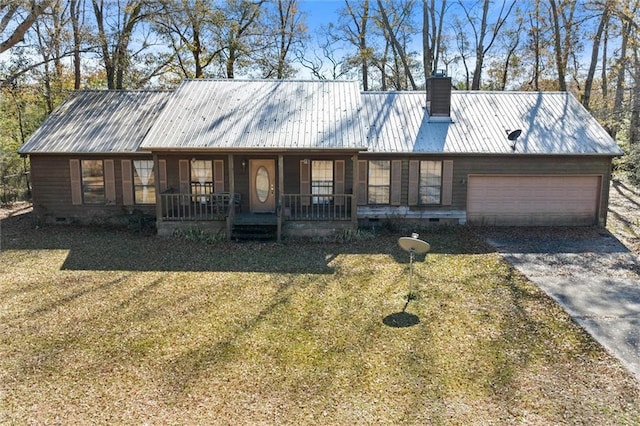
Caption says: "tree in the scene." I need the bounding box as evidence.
[547,0,579,91]
[337,0,372,90]
[1,1,52,53]
[296,26,350,80]
[375,0,418,89]
[457,0,517,90]
[422,0,448,78]
[582,0,612,108]
[256,0,307,79]
[216,0,265,79]
[153,0,224,78]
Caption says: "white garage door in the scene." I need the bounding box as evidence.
[467,175,600,226]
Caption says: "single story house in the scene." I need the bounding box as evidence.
[18,77,623,241]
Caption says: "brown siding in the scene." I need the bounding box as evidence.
[358,154,614,222]
[29,155,155,222]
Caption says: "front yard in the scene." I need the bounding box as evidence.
[1,210,640,424]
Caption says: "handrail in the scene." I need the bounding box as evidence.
[160,192,238,221]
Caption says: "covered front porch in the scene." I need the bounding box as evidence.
[156,192,356,241]
[153,153,359,241]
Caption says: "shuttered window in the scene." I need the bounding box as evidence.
[191,160,213,196]
[368,160,390,204]
[311,160,333,204]
[81,160,105,204]
[419,161,442,205]
[133,160,156,204]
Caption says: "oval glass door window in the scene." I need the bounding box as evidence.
[255,166,270,202]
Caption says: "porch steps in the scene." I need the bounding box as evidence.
[231,224,277,241]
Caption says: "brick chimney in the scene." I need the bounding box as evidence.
[426,71,452,119]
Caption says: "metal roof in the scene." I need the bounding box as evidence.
[18,90,171,154]
[20,82,621,157]
[140,79,365,151]
[361,91,623,155]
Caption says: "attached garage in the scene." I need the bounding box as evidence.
[467,175,601,226]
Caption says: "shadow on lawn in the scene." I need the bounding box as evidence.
[1,211,494,273]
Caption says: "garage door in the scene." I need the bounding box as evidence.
[467,175,600,226]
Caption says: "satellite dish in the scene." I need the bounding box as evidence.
[507,129,522,141]
[398,237,431,255]
[397,234,430,303]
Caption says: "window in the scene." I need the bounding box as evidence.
[133,160,155,204]
[191,160,213,201]
[81,160,104,204]
[368,160,390,204]
[419,161,442,204]
[311,160,333,204]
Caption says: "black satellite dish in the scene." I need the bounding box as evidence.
[507,129,522,141]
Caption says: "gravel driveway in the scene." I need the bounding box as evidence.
[481,180,640,381]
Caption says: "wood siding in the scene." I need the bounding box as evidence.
[29,153,615,226]
[30,155,156,221]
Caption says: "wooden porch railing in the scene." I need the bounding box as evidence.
[160,192,239,221]
[281,194,353,221]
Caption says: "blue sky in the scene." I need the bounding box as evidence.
[299,0,344,33]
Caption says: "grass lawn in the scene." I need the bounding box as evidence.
[1,212,640,424]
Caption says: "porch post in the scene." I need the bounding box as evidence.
[227,154,235,241]
[352,153,359,228]
[153,153,162,226]
[277,154,284,243]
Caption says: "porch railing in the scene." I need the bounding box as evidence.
[160,192,239,221]
[282,194,352,221]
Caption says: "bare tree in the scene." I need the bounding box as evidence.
[422,0,448,78]
[1,1,52,53]
[457,0,517,90]
[375,0,418,89]
[296,29,349,80]
[257,0,307,79]
[92,0,146,89]
[154,0,224,78]
[582,0,611,108]
[338,0,372,90]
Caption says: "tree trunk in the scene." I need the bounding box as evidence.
[582,1,609,108]
[70,0,82,89]
[376,0,416,90]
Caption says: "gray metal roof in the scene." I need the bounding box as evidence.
[361,91,623,155]
[20,81,621,157]
[18,90,171,154]
[140,79,365,151]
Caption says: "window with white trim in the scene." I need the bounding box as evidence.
[311,160,333,204]
[133,160,156,204]
[368,160,390,204]
[81,160,104,204]
[419,160,442,205]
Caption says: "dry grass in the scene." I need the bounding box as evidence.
[1,212,640,425]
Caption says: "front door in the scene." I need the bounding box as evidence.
[249,159,276,213]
